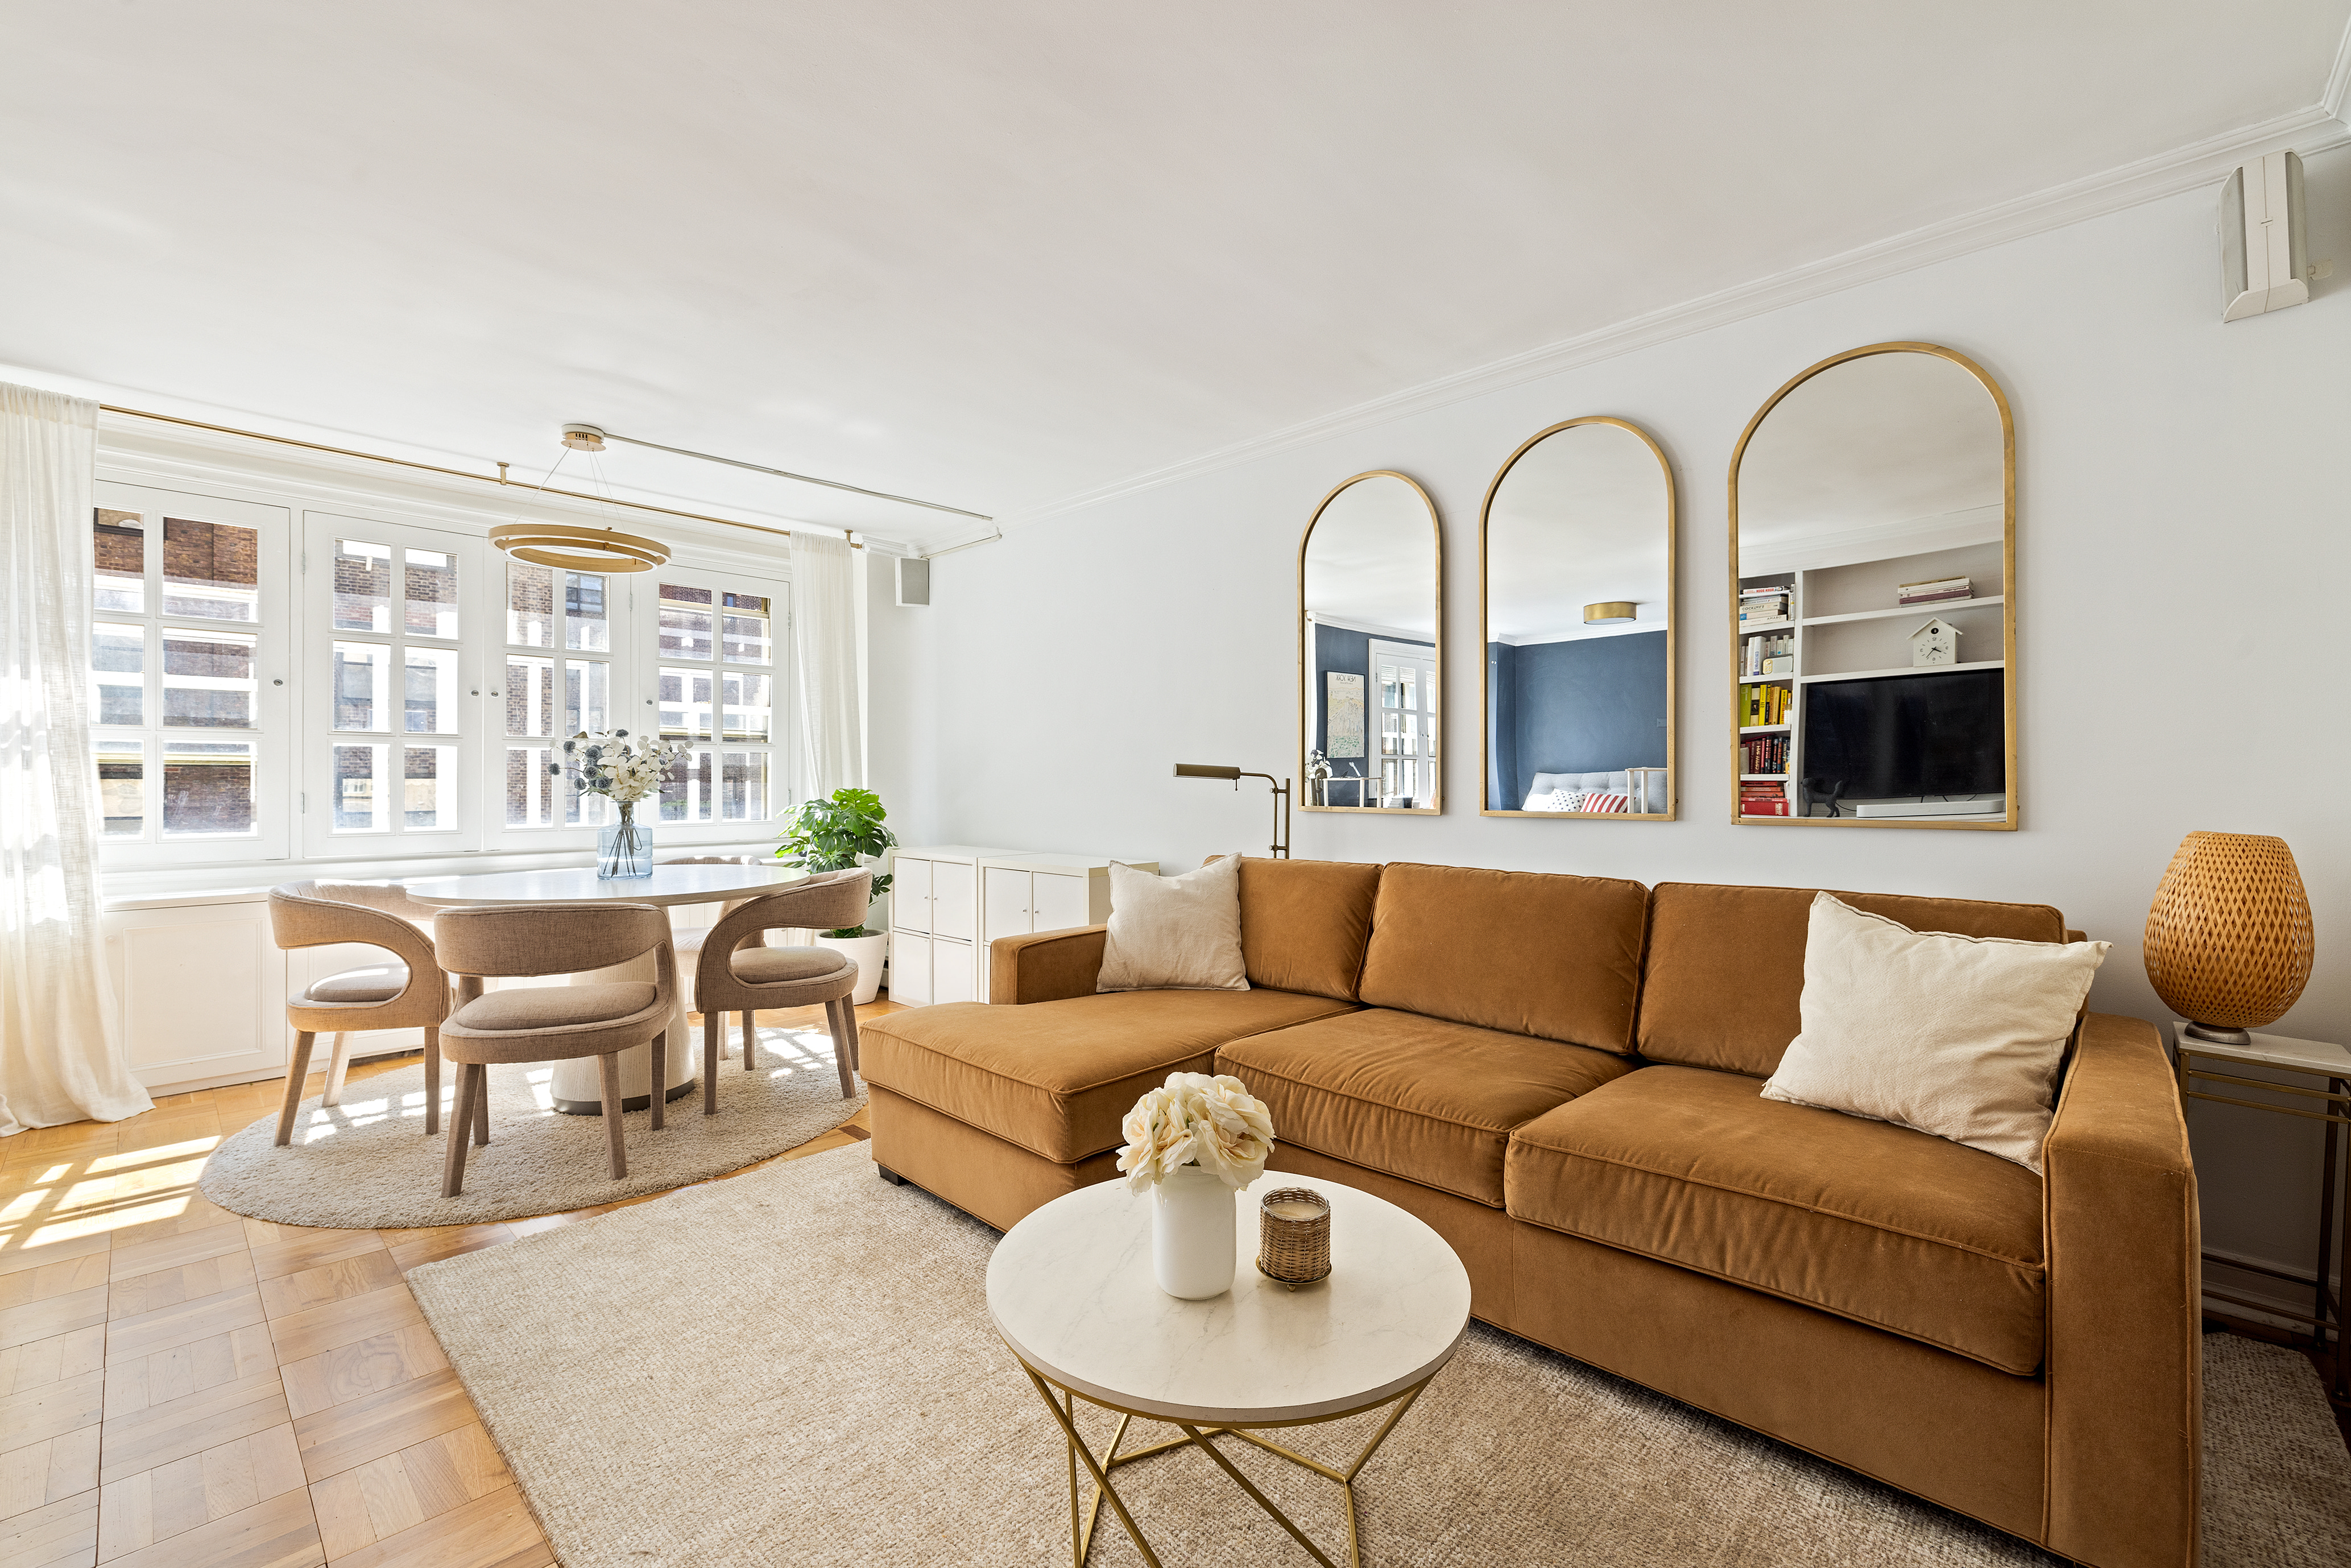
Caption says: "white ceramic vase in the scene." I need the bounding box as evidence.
[1152,1163,1236,1299]
[812,932,887,1006]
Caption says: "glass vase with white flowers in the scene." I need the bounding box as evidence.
[547,729,691,879]
[1116,1073,1277,1298]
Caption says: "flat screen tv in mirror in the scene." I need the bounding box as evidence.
[1730,344,2015,829]
[1480,417,1675,818]
[1299,471,1443,814]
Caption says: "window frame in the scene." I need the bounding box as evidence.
[642,564,797,843]
[92,479,294,868]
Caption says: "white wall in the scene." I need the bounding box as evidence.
[871,156,2351,1292]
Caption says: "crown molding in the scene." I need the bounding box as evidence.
[1003,97,2351,532]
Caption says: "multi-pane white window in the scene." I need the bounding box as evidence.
[653,572,787,825]
[500,558,622,829]
[1371,639,1437,808]
[303,515,473,850]
[89,481,291,861]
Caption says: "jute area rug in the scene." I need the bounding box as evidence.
[408,1144,2351,1568]
[200,1022,865,1227]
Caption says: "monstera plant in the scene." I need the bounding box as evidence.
[775,787,897,940]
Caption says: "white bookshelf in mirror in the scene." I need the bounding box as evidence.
[1738,531,2008,822]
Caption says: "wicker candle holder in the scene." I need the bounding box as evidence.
[1256,1187,1331,1287]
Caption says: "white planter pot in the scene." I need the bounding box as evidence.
[1152,1164,1236,1299]
[813,932,887,1006]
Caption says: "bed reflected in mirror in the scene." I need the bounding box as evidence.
[1480,419,1675,819]
[1299,471,1443,814]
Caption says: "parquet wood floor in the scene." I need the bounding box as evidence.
[0,999,891,1568]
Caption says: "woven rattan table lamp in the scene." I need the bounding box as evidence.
[2143,831,2315,1045]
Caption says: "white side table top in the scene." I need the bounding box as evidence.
[402,863,804,908]
[2170,1021,2351,1077]
[987,1175,1471,1425]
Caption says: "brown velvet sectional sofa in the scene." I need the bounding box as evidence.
[860,857,2199,1568]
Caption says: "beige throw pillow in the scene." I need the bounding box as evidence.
[1095,855,1250,992]
[1759,892,2109,1172]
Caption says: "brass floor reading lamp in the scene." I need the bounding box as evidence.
[1174,764,1291,858]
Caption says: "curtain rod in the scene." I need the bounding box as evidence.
[96,404,857,549]
[595,429,992,523]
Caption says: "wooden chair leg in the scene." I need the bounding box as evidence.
[442,1066,479,1196]
[742,1011,756,1071]
[703,1011,721,1116]
[826,999,855,1099]
[649,1030,667,1131]
[320,1032,355,1107]
[473,1066,490,1146]
[423,1027,442,1136]
[275,1031,317,1147]
[841,999,862,1075]
[597,1053,628,1180]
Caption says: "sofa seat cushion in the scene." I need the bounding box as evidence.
[1505,1065,2047,1374]
[1216,1009,1634,1209]
[859,988,1356,1165]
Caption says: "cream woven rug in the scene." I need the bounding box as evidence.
[201,1023,864,1227]
[407,1145,2351,1568]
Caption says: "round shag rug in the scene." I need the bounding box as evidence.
[201,1023,864,1227]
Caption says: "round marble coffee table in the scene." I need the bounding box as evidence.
[987,1174,1470,1567]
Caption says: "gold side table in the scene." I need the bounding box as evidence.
[987,1175,1471,1567]
[2172,1023,2348,1399]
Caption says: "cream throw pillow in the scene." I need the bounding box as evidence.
[1759,892,2109,1173]
[1095,855,1249,992]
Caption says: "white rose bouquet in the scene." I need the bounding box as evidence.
[1117,1072,1276,1194]
[547,729,690,806]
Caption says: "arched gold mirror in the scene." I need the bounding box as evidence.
[1730,343,2015,828]
[1480,417,1675,818]
[1299,471,1443,814]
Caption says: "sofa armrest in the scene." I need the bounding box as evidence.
[990,925,1107,1005]
[2042,1011,2200,1568]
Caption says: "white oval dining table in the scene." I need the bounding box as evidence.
[402,862,805,1114]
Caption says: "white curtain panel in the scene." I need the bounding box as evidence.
[0,383,151,1134]
[788,531,861,800]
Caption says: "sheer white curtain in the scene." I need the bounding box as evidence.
[0,384,150,1135]
[788,531,862,799]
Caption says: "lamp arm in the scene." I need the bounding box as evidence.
[1232,772,1292,859]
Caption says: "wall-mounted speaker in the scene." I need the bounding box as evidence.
[895,555,932,607]
[2221,150,2309,322]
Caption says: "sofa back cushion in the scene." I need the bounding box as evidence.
[1638,883,2068,1078]
[1357,862,1649,1052]
[1233,856,1383,1001]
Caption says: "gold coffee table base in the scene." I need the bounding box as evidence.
[1020,1363,1432,1568]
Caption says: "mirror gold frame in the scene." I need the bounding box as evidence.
[1298,470,1445,816]
[1478,416,1678,820]
[1728,341,2017,830]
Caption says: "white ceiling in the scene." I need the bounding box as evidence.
[1303,475,1439,636]
[1737,350,2007,569]
[2,3,2345,548]
[1487,423,1670,643]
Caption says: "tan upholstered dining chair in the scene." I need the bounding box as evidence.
[655,854,770,1018]
[694,868,871,1110]
[433,902,679,1197]
[268,882,450,1145]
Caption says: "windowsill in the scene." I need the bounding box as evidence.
[100,836,786,910]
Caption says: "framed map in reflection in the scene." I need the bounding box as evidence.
[1327,672,1366,758]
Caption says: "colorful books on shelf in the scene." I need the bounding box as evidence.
[1741,631,1794,677]
[1740,733,1788,775]
[1739,585,1790,625]
[1897,576,1971,606]
[1739,782,1791,817]
[1740,682,1790,727]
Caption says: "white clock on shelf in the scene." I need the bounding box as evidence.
[1907,617,1961,667]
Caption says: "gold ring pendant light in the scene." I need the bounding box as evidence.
[489,424,672,572]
